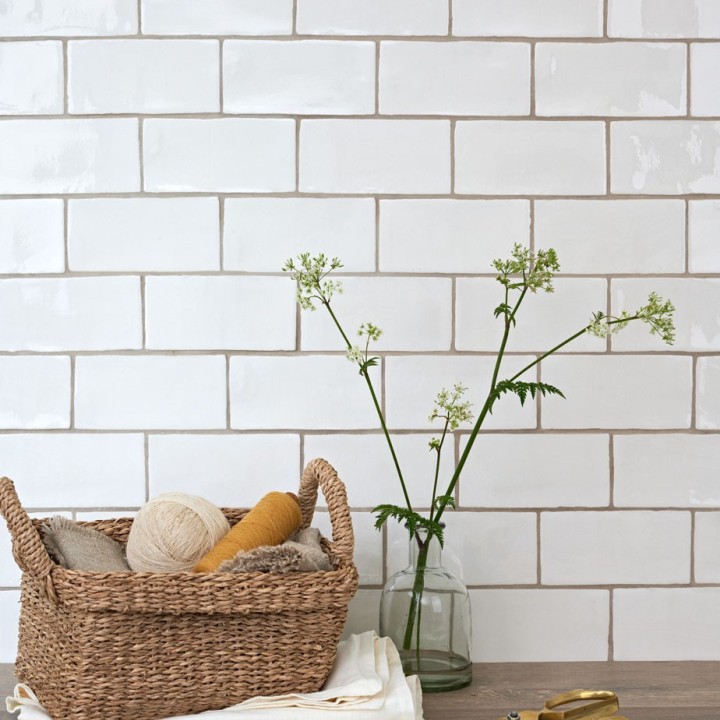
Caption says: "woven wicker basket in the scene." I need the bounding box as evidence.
[0,458,358,720]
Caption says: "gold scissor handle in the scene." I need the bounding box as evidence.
[540,690,619,720]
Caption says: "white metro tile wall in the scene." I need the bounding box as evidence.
[0,0,718,664]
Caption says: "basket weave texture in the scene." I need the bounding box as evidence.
[0,458,359,720]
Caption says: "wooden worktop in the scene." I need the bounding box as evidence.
[2,662,719,719]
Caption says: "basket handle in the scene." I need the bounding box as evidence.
[298,458,354,564]
[0,477,58,603]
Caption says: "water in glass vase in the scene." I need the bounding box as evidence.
[380,529,472,692]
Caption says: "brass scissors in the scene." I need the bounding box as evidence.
[499,689,629,720]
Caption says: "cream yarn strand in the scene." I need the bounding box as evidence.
[126,493,230,573]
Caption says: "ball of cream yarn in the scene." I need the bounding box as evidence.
[126,493,230,573]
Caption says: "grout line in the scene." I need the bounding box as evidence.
[69,355,75,429]
[606,277,612,352]
[536,350,542,428]
[605,120,611,195]
[144,432,150,501]
[448,0,452,36]
[137,0,142,34]
[685,199,690,273]
[138,118,145,192]
[140,275,146,349]
[691,510,696,584]
[608,589,614,660]
[686,42,691,117]
[450,277,457,351]
[375,41,380,115]
[62,41,69,114]
[218,196,225,270]
[299,433,305,483]
[603,0,609,38]
[529,199,535,252]
[450,119,456,193]
[691,355,698,428]
[63,199,69,271]
[530,42,536,117]
[609,433,615,507]
[225,353,231,429]
[7,34,719,43]
[219,39,224,112]
[536,512,542,585]
[292,0,298,35]
[374,197,380,272]
[380,357,386,417]
[295,118,300,191]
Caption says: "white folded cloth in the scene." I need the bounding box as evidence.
[6,632,423,720]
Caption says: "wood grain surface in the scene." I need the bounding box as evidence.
[2,662,719,719]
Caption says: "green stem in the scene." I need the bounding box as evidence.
[432,314,641,525]
[403,539,429,651]
[429,419,449,519]
[322,300,414,515]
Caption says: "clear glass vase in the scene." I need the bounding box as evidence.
[380,529,472,692]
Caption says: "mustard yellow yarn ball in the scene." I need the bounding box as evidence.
[126,493,230,573]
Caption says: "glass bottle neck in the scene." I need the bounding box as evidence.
[409,531,442,569]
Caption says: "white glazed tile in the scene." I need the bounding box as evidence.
[68,198,220,271]
[453,0,603,37]
[149,434,300,506]
[303,433,455,509]
[695,513,720,583]
[456,278,607,352]
[379,42,530,115]
[75,511,137,521]
[0,592,20,663]
[0,0,137,36]
[459,434,609,508]
[611,121,720,194]
[690,201,720,272]
[75,356,227,430]
[535,200,685,274]
[144,119,295,192]
[224,198,375,272]
[145,276,296,350]
[697,357,720,429]
[230,356,379,430]
[385,355,537,430]
[0,434,144,507]
[470,590,609,661]
[300,120,450,194]
[68,40,219,114]
[0,277,141,351]
[379,200,529,273]
[614,589,720,660]
[692,44,720,116]
[608,0,720,38]
[142,0,293,35]
[615,435,720,507]
[612,278,720,351]
[541,355,692,429]
[0,119,139,194]
[342,589,381,639]
[297,0,448,36]
[301,277,452,352]
[447,513,537,585]
[385,513,536,585]
[0,42,63,115]
[0,200,65,273]
[224,41,374,115]
[0,357,70,429]
[455,121,606,195]
[541,511,691,584]
[536,43,686,116]
[314,512,383,585]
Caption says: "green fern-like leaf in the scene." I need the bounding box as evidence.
[372,504,446,546]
